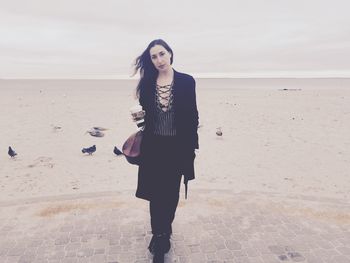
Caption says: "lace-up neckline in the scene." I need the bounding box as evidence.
[155,80,174,113]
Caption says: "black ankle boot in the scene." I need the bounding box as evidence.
[148,235,156,254]
[153,251,164,263]
[161,233,171,253]
[148,233,171,255]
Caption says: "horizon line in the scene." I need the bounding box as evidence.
[2,71,350,79]
[1,76,350,80]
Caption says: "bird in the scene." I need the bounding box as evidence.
[85,129,105,137]
[8,146,17,158]
[216,127,223,136]
[92,126,108,131]
[82,145,96,155]
[51,124,62,132]
[113,146,123,156]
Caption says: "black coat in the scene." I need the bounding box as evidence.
[136,69,199,200]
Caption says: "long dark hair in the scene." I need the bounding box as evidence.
[133,39,173,98]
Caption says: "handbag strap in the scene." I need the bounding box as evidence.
[184,178,188,199]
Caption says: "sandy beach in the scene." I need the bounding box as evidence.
[1,78,350,203]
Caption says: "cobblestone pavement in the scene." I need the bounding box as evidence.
[0,190,350,263]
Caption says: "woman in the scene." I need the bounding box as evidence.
[132,39,199,262]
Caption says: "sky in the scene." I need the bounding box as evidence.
[1,0,350,78]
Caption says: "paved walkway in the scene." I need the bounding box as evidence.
[0,190,350,263]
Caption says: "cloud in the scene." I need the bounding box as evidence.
[1,0,350,78]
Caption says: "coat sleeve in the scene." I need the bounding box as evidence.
[189,77,199,149]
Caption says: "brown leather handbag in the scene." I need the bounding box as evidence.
[122,130,143,165]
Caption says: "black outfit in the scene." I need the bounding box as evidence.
[136,69,199,240]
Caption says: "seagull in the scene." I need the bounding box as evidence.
[113,146,123,156]
[82,145,96,155]
[85,130,105,137]
[92,126,108,131]
[216,127,223,136]
[51,124,62,131]
[8,146,17,158]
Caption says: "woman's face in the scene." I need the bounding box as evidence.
[149,44,172,72]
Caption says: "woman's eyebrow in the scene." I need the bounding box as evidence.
[151,51,164,57]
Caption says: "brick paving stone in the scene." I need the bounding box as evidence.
[172,234,185,241]
[243,247,259,257]
[108,238,120,246]
[92,239,109,249]
[119,252,136,262]
[65,250,77,257]
[18,254,36,263]
[313,248,341,258]
[337,247,350,255]
[48,250,65,260]
[188,252,206,262]
[317,239,335,249]
[261,254,282,263]
[27,239,44,248]
[107,254,119,262]
[61,258,77,263]
[94,248,105,254]
[7,246,25,256]
[232,250,247,257]
[332,255,350,263]
[248,257,265,263]
[64,242,82,251]
[205,253,218,260]
[268,245,286,255]
[54,237,69,246]
[173,244,190,256]
[201,243,217,253]
[233,256,251,263]
[225,239,242,251]
[33,260,49,263]
[340,238,350,246]
[286,251,306,262]
[76,248,94,257]
[188,244,200,253]
[108,245,122,255]
[90,254,107,263]
[216,249,233,260]
[214,239,226,250]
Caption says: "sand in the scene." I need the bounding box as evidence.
[1,78,350,203]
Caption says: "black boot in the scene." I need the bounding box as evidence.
[160,233,171,253]
[148,235,156,254]
[148,233,171,255]
[153,251,164,263]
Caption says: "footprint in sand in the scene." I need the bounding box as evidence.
[27,157,55,168]
[70,180,79,190]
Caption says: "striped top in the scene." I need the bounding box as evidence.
[153,82,176,136]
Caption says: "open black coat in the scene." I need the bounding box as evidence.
[136,69,199,201]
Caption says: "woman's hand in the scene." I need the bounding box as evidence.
[131,110,145,122]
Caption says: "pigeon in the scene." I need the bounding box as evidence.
[216,127,223,136]
[8,146,17,158]
[113,146,123,156]
[82,145,96,155]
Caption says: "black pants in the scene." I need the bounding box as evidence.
[139,134,183,235]
[149,172,182,235]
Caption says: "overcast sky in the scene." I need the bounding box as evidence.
[1,0,349,78]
